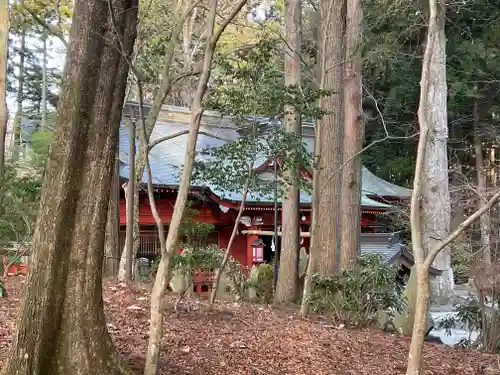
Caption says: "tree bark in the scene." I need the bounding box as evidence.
[408,15,500,365]
[275,0,302,304]
[300,4,326,318]
[421,0,453,301]
[314,0,346,277]
[406,268,430,375]
[473,88,491,264]
[406,0,441,373]
[143,2,248,374]
[0,0,9,194]
[210,178,249,304]
[1,1,138,375]
[104,152,121,277]
[41,32,48,130]
[12,0,25,159]
[125,119,136,280]
[339,0,362,270]
[117,180,140,280]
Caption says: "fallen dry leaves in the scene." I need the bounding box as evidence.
[0,277,497,374]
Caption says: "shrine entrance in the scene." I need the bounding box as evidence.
[261,234,280,264]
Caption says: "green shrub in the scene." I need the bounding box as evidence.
[437,293,500,352]
[453,264,470,285]
[451,246,471,285]
[308,254,405,327]
[0,279,6,298]
[248,263,274,303]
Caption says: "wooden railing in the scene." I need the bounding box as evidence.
[119,229,161,257]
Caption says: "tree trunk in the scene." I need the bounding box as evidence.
[473,88,491,264]
[0,0,9,192]
[12,0,25,159]
[407,7,500,365]
[300,8,324,317]
[143,2,248,374]
[314,0,346,277]
[210,178,250,304]
[406,0,442,373]
[125,119,136,280]
[105,152,121,277]
[339,0,362,270]
[41,32,48,130]
[405,268,430,375]
[449,116,466,240]
[421,0,453,301]
[275,0,302,304]
[1,1,138,375]
[118,180,140,281]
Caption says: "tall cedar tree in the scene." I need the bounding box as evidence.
[275,0,302,303]
[314,0,346,276]
[420,0,454,299]
[1,1,138,374]
[339,0,363,269]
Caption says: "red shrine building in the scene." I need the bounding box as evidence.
[118,103,414,270]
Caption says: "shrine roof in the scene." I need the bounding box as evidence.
[118,102,409,208]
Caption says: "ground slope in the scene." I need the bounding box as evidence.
[0,278,495,374]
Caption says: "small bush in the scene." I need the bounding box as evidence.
[453,264,470,285]
[308,254,405,328]
[248,263,274,303]
[0,278,6,298]
[451,246,471,285]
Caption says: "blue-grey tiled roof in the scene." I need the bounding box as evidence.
[118,108,409,208]
[360,233,404,262]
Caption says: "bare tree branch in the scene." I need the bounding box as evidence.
[425,188,500,268]
[320,86,419,193]
[23,6,68,48]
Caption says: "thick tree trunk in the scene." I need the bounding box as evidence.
[300,9,324,317]
[275,0,302,304]
[421,0,453,301]
[314,0,346,277]
[473,89,491,264]
[105,153,121,276]
[0,0,8,191]
[339,0,362,270]
[1,2,138,375]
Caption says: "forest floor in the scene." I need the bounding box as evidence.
[0,277,497,375]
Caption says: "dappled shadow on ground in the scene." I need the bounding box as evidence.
[0,277,496,374]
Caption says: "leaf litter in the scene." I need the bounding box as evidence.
[0,277,497,374]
